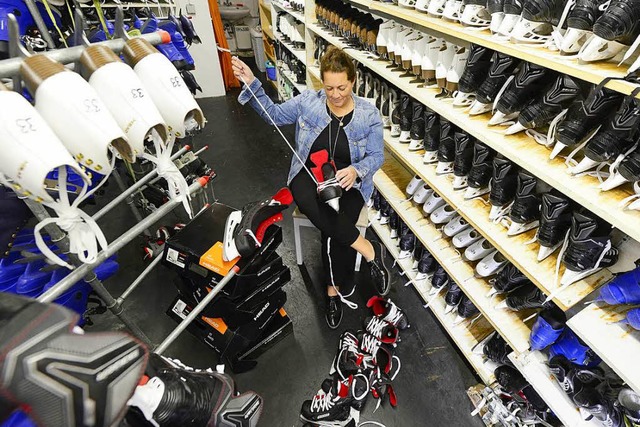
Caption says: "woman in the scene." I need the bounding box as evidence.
[232,47,390,329]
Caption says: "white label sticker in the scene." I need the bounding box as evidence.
[172,300,187,319]
[166,248,185,268]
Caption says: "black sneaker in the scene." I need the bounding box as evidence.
[489,158,519,220]
[561,212,619,286]
[423,107,441,164]
[537,192,573,261]
[465,142,495,199]
[552,84,623,159]
[490,262,531,296]
[326,296,343,329]
[370,241,392,296]
[453,132,475,190]
[508,171,540,236]
[507,74,586,135]
[491,62,551,125]
[501,283,546,311]
[453,44,493,106]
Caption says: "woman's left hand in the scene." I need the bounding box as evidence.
[336,166,358,191]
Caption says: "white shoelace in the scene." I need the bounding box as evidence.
[360,333,383,356]
[327,237,358,309]
[381,302,404,327]
[365,316,390,340]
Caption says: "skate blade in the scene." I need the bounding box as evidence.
[628,199,640,210]
[495,300,509,310]
[452,314,467,325]
[578,34,625,62]
[496,14,520,37]
[567,156,600,175]
[399,131,411,143]
[444,303,458,314]
[423,151,439,164]
[507,220,539,236]
[488,205,503,221]
[398,249,412,259]
[452,175,468,190]
[490,12,505,34]
[469,100,491,116]
[380,217,390,225]
[464,186,489,200]
[486,287,499,298]
[436,161,454,175]
[452,91,475,107]
[222,210,242,261]
[561,267,601,286]
[488,110,517,126]
[408,140,424,151]
[472,331,496,354]
[560,28,590,54]
[510,18,551,44]
[599,172,629,191]
[390,230,398,239]
[549,141,568,159]
[505,122,527,135]
[537,243,561,261]
[460,4,491,27]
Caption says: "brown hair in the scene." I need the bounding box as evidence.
[320,46,356,83]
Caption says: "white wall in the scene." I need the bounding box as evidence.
[175,0,226,98]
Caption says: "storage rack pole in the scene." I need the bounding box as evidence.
[110,169,153,237]
[37,177,211,303]
[24,199,152,344]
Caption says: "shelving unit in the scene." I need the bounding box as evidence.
[369,207,497,385]
[274,32,307,64]
[277,65,307,93]
[508,351,599,426]
[307,21,640,246]
[383,132,611,310]
[344,0,639,97]
[568,303,640,396]
[271,0,305,23]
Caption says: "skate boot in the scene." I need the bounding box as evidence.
[435,42,457,93]
[390,91,402,138]
[367,296,411,329]
[454,295,481,324]
[376,21,392,59]
[510,0,569,45]
[496,282,546,310]
[600,146,640,191]
[431,204,458,224]
[416,251,438,281]
[453,44,494,107]
[573,382,628,426]
[370,241,392,295]
[444,282,464,313]
[452,228,484,249]
[443,0,464,21]
[487,0,506,32]
[399,93,413,143]
[423,192,446,215]
[550,85,623,159]
[550,329,602,367]
[421,37,444,87]
[580,0,640,64]
[489,158,519,220]
[464,238,496,261]
[330,331,371,378]
[300,376,367,426]
[389,210,400,239]
[619,388,640,425]
[465,143,495,199]
[398,230,416,259]
[536,192,573,261]
[469,52,520,116]
[443,45,470,97]
[411,33,428,82]
[423,108,441,163]
[409,101,426,150]
[507,171,540,236]
[436,119,457,174]
[378,197,391,223]
[416,0,431,11]
[490,62,552,126]
[444,215,471,238]
[413,183,435,205]
[400,32,418,74]
[379,83,390,128]
[364,315,400,344]
[413,239,426,267]
[559,212,619,286]
[488,262,531,296]
[430,264,451,295]
[475,251,509,277]
[453,132,475,189]
[480,332,513,366]
[568,94,640,175]
[428,0,448,17]
[530,303,566,350]
[461,0,493,27]
[496,0,525,36]
[548,354,605,397]
[406,174,425,196]
[596,264,640,305]
[309,151,343,212]
[495,365,549,413]
[506,74,586,135]
[560,0,610,54]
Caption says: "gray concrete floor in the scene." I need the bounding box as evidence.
[89,76,485,426]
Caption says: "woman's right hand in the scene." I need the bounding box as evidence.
[231,56,256,86]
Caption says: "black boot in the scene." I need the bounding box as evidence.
[326,295,343,329]
[369,241,391,296]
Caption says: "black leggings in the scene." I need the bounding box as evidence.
[290,171,365,289]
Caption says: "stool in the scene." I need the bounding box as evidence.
[293,206,369,271]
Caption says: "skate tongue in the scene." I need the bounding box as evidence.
[599,172,629,191]
[550,141,567,159]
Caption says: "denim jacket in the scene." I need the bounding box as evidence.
[238,78,384,202]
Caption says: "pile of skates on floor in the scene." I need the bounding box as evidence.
[315,0,640,71]
[299,296,410,427]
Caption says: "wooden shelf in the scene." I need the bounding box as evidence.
[307,21,640,246]
[278,67,307,93]
[369,209,497,385]
[568,303,640,397]
[271,0,305,23]
[79,2,173,7]
[508,351,600,426]
[375,156,534,354]
[383,132,612,310]
[345,0,639,97]
[274,32,307,65]
[308,64,321,81]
